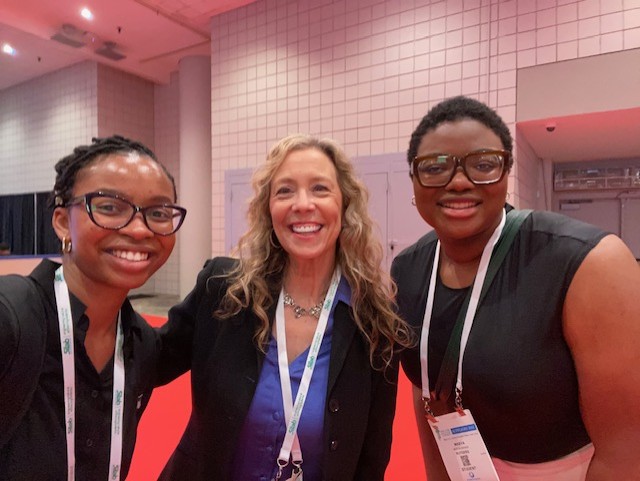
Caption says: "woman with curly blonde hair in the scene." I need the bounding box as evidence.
[157,133,412,481]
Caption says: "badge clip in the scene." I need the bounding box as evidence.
[422,396,438,423]
[454,388,466,416]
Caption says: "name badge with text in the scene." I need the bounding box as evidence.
[428,409,500,481]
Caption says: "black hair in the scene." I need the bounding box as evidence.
[407,96,514,169]
[50,135,176,208]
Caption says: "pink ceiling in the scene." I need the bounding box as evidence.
[517,107,640,163]
[0,0,256,89]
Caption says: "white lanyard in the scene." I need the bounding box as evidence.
[53,266,125,481]
[274,267,341,478]
[420,210,506,405]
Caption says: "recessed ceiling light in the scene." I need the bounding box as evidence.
[81,7,94,20]
[2,43,17,56]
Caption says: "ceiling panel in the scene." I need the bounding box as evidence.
[0,0,256,89]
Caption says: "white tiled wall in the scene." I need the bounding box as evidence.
[152,72,181,295]
[208,0,640,255]
[97,64,155,147]
[514,125,545,210]
[3,0,640,294]
[96,65,158,295]
[0,61,176,295]
[0,61,98,193]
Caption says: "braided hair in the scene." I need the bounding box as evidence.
[50,135,176,207]
[407,96,514,169]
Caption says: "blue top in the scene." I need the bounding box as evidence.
[232,278,351,481]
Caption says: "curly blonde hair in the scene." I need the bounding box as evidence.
[217,134,413,368]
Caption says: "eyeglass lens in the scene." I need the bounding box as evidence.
[88,194,184,235]
[415,151,505,186]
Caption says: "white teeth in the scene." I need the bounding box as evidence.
[113,250,149,261]
[292,224,321,234]
[442,202,476,209]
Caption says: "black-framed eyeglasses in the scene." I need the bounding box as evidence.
[411,149,510,188]
[64,191,187,236]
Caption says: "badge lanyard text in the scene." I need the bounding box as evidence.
[274,267,341,481]
[54,266,125,481]
[418,211,506,481]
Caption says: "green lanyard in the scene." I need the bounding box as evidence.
[433,209,532,404]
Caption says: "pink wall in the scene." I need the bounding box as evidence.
[97,64,155,148]
[207,0,640,255]
[0,256,60,276]
[0,61,98,194]
[2,0,640,285]
[153,72,182,294]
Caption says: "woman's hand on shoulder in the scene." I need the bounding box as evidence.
[563,234,640,477]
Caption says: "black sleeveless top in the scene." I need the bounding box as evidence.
[391,210,607,463]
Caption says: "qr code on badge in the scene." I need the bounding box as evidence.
[461,454,471,467]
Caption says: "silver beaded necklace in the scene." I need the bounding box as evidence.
[283,291,323,319]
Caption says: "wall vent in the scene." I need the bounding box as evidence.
[95,41,126,61]
[50,24,87,48]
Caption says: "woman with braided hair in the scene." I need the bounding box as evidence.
[0,135,186,480]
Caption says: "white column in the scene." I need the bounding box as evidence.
[178,55,211,298]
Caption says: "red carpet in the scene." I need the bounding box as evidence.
[130,314,426,480]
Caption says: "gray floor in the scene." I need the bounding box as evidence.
[129,293,180,318]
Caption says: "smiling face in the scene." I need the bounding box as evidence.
[52,152,177,298]
[413,118,509,246]
[269,147,343,271]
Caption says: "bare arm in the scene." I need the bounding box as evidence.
[412,384,451,481]
[563,234,640,479]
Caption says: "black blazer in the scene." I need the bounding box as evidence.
[156,257,399,481]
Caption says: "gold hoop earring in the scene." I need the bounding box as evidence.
[61,237,72,254]
[506,192,511,201]
[411,196,416,206]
